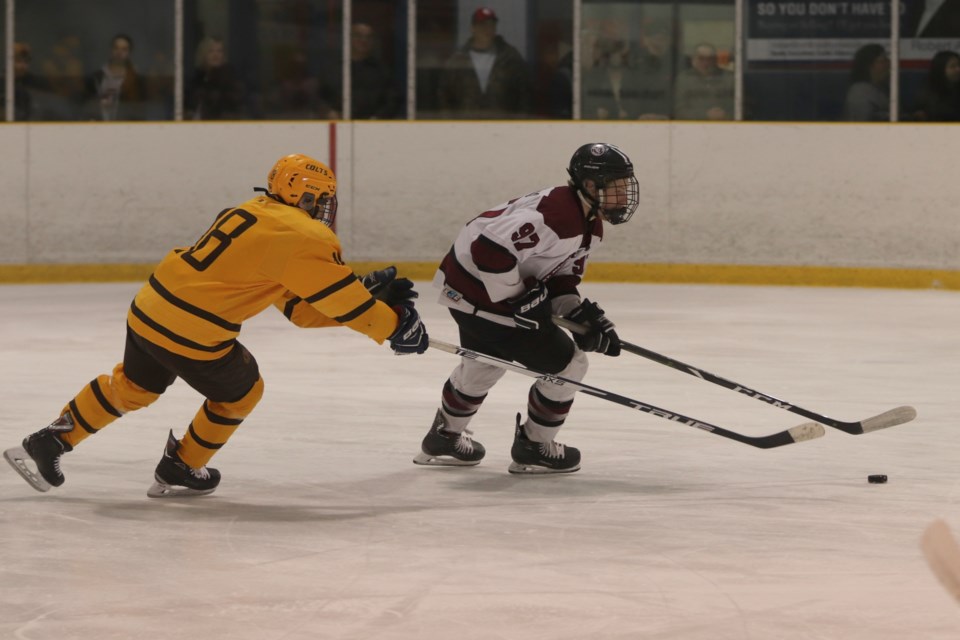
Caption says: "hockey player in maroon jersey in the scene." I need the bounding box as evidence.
[414,142,640,473]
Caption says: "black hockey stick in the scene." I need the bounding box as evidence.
[553,316,916,435]
[429,339,824,449]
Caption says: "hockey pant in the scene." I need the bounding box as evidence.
[58,326,263,469]
[441,310,589,443]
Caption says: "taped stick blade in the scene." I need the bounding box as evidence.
[788,422,826,442]
[860,406,917,433]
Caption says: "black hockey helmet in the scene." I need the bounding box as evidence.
[567,143,639,224]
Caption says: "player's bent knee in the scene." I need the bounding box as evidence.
[211,376,264,420]
[557,349,589,383]
[111,371,162,413]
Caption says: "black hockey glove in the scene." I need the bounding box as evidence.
[360,266,418,307]
[389,304,429,355]
[508,281,550,331]
[564,299,621,356]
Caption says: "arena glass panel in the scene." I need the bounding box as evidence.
[343,0,408,119]
[742,0,892,121]
[15,0,174,121]
[580,0,734,121]
[414,0,572,120]
[185,0,343,120]
[898,2,960,123]
[580,1,678,121]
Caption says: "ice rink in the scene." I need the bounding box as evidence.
[1,280,958,639]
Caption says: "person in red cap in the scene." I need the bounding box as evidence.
[438,6,532,118]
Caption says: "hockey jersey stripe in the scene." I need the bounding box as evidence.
[202,402,244,426]
[90,378,123,418]
[68,400,98,434]
[282,296,303,320]
[188,423,224,449]
[440,250,511,314]
[148,275,242,332]
[304,274,358,304]
[334,297,376,323]
[129,302,237,353]
[471,235,517,274]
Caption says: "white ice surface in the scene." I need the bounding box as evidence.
[1,281,958,639]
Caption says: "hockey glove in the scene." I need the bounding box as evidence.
[565,299,621,356]
[360,266,418,307]
[389,304,429,355]
[508,281,550,331]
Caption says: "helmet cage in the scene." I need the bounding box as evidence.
[312,194,338,227]
[595,174,639,225]
[267,154,338,227]
[567,143,639,225]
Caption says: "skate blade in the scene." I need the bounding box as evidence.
[507,461,581,475]
[147,481,217,499]
[3,446,52,492]
[412,452,481,467]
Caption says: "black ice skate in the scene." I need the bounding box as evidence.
[508,413,581,474]
[3,413,75,492]
[413,409,485,466]
[147,430,221,498]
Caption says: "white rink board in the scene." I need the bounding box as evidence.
[3,121,960,270]
[1,281,958,639]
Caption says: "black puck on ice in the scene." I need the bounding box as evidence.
[868,474,888,484]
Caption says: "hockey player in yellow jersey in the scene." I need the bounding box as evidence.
[3,153,429,498]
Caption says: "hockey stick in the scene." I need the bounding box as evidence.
[428,338,824,449]
[921,519,960,604]
[553,316,916,435]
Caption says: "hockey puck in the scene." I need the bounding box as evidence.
[868,474,888,484]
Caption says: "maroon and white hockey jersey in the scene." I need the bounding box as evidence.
[433,185,603,325]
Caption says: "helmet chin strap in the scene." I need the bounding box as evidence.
[576,186,602,222]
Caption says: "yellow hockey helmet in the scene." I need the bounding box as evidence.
[267,154,338,226]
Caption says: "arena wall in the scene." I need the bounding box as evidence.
[1,121,958,287]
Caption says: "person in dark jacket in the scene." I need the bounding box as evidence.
[186,36,245,120]
[85,34,147,121]
[438,7,532,119]
[317,22,401,119]
[911,50,960,122]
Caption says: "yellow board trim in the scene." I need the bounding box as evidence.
[1,262,959,290]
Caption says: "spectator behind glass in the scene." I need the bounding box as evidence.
[39,34,85,119]
[319,22,401,119]
[266,47,321,119]
[674,42,733,120]
[86,33,146,121]
[547,44,573,118]
[844,44,890,122]
[911,50,960,121]
[145,50,175,120]
[438,7,532,118]
[186,37,245,120]
[6,43,52,121]
[352,23,400,118]
[582,33,643,120]
[634,21,673,119]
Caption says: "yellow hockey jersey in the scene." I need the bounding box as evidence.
[127,194,399,360]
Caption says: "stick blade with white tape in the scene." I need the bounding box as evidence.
[858,405,917,433]
[921,519,960,604]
